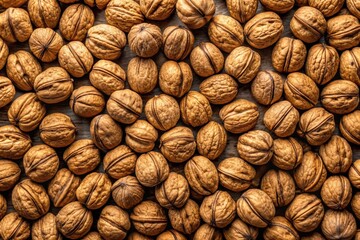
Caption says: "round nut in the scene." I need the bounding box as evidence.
[70,86,105,118]
[128,23,162,58]
[29,28,64,62]
[251,70,283,105]
[176,0,215,29]
[163,25,195,60]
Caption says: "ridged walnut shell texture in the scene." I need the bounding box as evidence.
[82,232,104,240]
[168,199,201,234]
[158,230,187,240]
[125,119,158,153]
[321,210,357,240]
[349,159,360,188]
[0,212,30,240]
[340,47,360,86]
[103,145,137,179]
[56,201,93,239]
[320,175,352,210]
[7,93,45,132]
[32,213,62,240]
[263,216,299,240]
[0,125,31,160]
[128,57,158,94]
[340,110,360,145]
[0,8,33,43]
[27,0,61,28]
[272,137,303,170]
[327,15,360,51]
[226,0,258,24]
[12,179,50,220]
[140,0,177,20]
[111,175,144,209]
[97,205,131,240]
[180,91,212,127]
[223,218,259,240]
[193,224,222,240]
[70,86,105,118]
[0,38,8,71]
[309,0,344,17]
[244,12,284,49]
[0,0,27,8]
[84,0,110,9]
[128,23,162,58]
[127,232,152,240]
[348,0,360,18]
[305,43,339,85]
[200,74,238,105]
[59,4,95,41]
[176,0,215,29]
[251,70,283,106]
[260,0,294,13]
[163,25,194,60]
[0,159,21,191]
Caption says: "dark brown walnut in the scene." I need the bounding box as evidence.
[237,189,276,228]
[107,89,143,125]
[319,135,352,174]
[321,80,359,115]
[58,41,94,78]
[111,176,144,209]
[32,213,62,240]
[176,0,215,29]
[348,0,360,18]
[290,6,326,43]
[158,230,187,240]
[349,159,360,188]
[220,99,259,134]
[63,139,100,175]
[340,110,360,145]
[155,172,190,209]
[6,50,42,91]
[260,0,294,13]
[208,15,244,53]
[59,4,94,41]
[12,179,50,220]
[0,125,31,160]
[160,126,196,163]
[305,43,339,85]
[200,190,236,228]
[163,25,194,60]
[84,0,110,9]
[0,0,27,8]
[23,144,59,183]
[301,232,325,240]
[321,175,352,210]
[200,74,238,105]
[98,205,131,240]
[86,24,127,60]
[0,159,21,191]
[237,130,273,166]
[127,57,157,94]
[352,192,360,219]
[272,37,306,73]
[244,12,284,49]
[294,151,327,192]
[70,86,105,118]
[8,92,46,132]
[39,113,76,148]
[180,91,212,127]
[90,114,123,152]
[130,201,167,236]
[105,0,144,32]
[321,210,357,240]
[90,60,126,96]
[76,172,111,209]
[272,137,303,170]
[127,232,152,240]
[327,15,360,51]
[145,94,180,131]
[284,72,319,111]
[0,212,30,240]
[226,0,258,23]
[185,156,218,196]
[225,46,261,84]
[190,42,224,78]
[0,8,33,43]
[263,216,299,240]
[34,67,73,104]
[159,60,193,98]
[309,0,344,16]
[82,232,103,240]
[29,28,64,62]
[261,169,296,207]
[56,201,93,239]
[48,168,81,207]
[340,47,360,86]
[197,121,226,161]
[128,23,162,58]
[0,39,8,71]
[223,218,259,240]
[168,199,201,234]
[140,0,176,20]
[285,194,324,232]
[103,145,137,179]
[125,120,158,153]
[264,100,299,138]
[193,224,222,240]
[251,70,283,106]
[218,157,255,192]
[27,0,61,28]
[297,107,335,146]
[0,194,6,220]
[135,151,169,187]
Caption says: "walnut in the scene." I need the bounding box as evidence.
[0,125,31,160]
[27,0,61,28]
[340,110,360,145]
[97,205,131,240]
[193,224,222,240]
[226,0,258,23]
[128,57,158,94]
[0,212,30,240]
[272,137,303,170]
[251,70,283,105]
[321,175,352,210]
[111,175,144,209]
[140,0,177,20]
[263,216,299,240]
[0,77,14,109]
[190,42,224,77]
[176,0,215,29]
[103,145,137,179]
[168,199,201,234]
[0,8,33,43]
[196,121,226,160]
[158,230,187,240]
[349,159,360,189]
[70,86,105,118]
[162,25,195,60]
[180,91,212,127]
[223,218,259,240]
[0,159,21,191]
[128,23,162,58]
[327,15,360,50]
[32,213,61,240]
[125,119,158,153]
[321,210,357,240]
[29,28,64,62]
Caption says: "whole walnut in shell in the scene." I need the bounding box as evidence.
[321,175,352,210]
[251,70,283,106]
[226,0,258,23]
[103,145,137,179]
[128,23,162,58]
[111,176,144,209]
[163,25,195,60]
[180,91,212,127]
[32,213,61,240]
[340,110,360,145]
[84,0,110,9]
[0,195,6,219]
[260,0,294,13]
[140,0,177,20]
[97,205,131,240]
[349,159,360,188]
[0,125,31,160]
[70,86,105,118]
[27,0,61,28]
[0,159,21,191]
[0,77,14,109]
[158,230,187,240]
[0,0,27,8]
[309,0,344,16]
[168,199,201,234]
[176,0,215,29]
[128,57,158,94]
[0,8,33,43]
[321,210,357,240]
[0,212,30,240]
[193,224,222,240]
[223,218,259,240]
[340,47,360,86]
[272,137,303,171]
[263,216,299,240]
[125,120,158,153]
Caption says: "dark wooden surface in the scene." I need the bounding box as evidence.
[1,0,360,239]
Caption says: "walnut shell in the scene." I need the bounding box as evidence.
[0,77,14,109]
[200,74,238,105]
[223,218,259,240]
[321,175,352,210]
[309,0,344,16]
[193,224,222,240]
[158,230,187,240]
[190,42,224,77]
[128,57,158,94]
[294,151,327,192]
[301,232,325,240]
[140,0,176,20]
[0,159,21,191]
[111,175,144,209]
[0,212,30,240]
[349,159,360,188]
[260,0,294,13]
[90,60,126,96]
[251,70,283,105]
[180,91,212,127]
[32,213,62,240]
[351,192,360,219]
[63,139,100,175]
[8,92,46,132]
[0,194,6,220]
[159,60,193,98]
[125,119,158,153]
[59,4,94,41]
[0,8,33,43]
[340,110,360,145]
[145,94,180,131]
[0,37,8,70]
[327,15,360,51]
[159,126,196,163]
[176,0,215,29]
[23,144,59,183]
[347,0,360,18]
[97,205,131,240]
[27,0,61,28]
[340,47,360,86]
[0,0,28,8]
[127,232,152,240]
[163,25,194,60]
[12,179,50,220]
[128,23,162,58]
[263,216,299,240]
[84,0,110,9]
[39,113,76,148]
[103,145,137,179]
[0,125,31,160]
[70,86,105,118]
[48,168,81,207]
[244,12,284,49]
[226,0,258,23]
[56,201,93,239]
[321,210,357,240]
[272,137,303,170]
[168,199,201,234]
